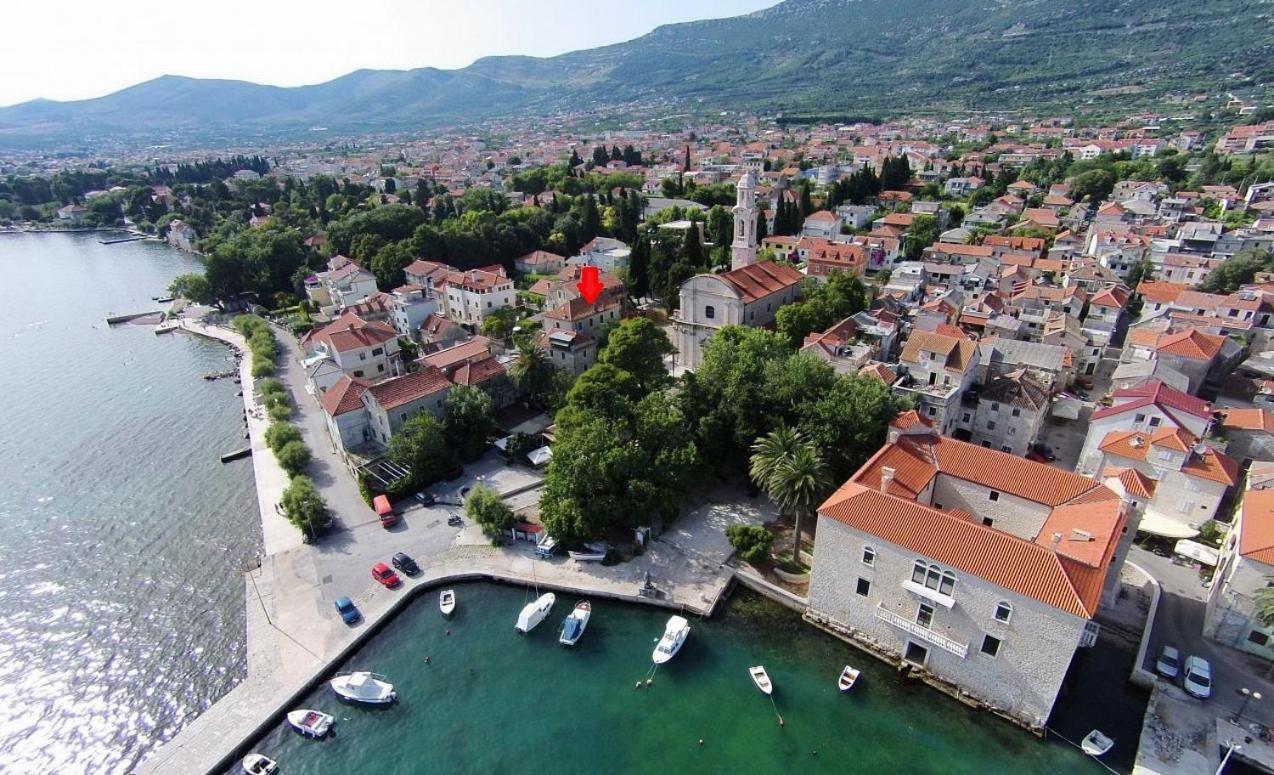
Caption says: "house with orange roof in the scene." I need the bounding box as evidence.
[801,209,842,239]
[1121,324,1238,394]
[808,419,1129,731]
[537,296,623,375]
[305,255,379,313]
[1078,379,1214,475]
[893,330,981,436]
[1095,427,1238,536]
[1217,408,1274,465]
[361,367,454,447]
[1205,484,1274,659]
[300,311,404,382]
[672,261,804,369]
[441,267,516,328]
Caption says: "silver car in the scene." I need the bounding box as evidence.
[1182,656,1212,699]
[1155,644,1181,679]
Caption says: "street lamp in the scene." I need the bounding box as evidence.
[1234,687,1262,722]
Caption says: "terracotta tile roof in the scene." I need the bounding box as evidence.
[365,368,452,410]
[303,312,399,353]
[1103,466,1158,499]
[890,409,934,430]
[1154,328,1225,360]
[1089,287,1129,308]
[983,235,1046,253]
[899,331,978,373]
[516,250,566,267]
[717,261,804,303]
[1090,380,1212,421]
[449,356,505,387]
[545,295,620,323]
[423,336,494,370]
[819,481,1114,618]
[858,362,897,383]
[1239,489,1274,565]
[319,374,371,417]
[1220,408,1274,432]
[1137,281,1190,305]
[927,242,994,258]
[1099,430,1238,486]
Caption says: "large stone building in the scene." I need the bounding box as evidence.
[808,416,1129,731]
[1206,482,1274,660]
[672,261,803,369]
[969,371,1050,456]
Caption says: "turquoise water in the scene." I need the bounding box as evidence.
[238,584,1108,775]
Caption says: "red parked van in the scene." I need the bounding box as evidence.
[373,495,397,528]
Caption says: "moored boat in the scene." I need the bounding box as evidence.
[838,665,860,692]
[241,753,278,774]
[1081,730,1114,757]
[329,671,396,704]
[652,615,690,664]
[559,601,592,646]
[568,549,606,562]
[749,665,773,695]
[440,589,456,616]
[286,709,334,738]
[515,592,556,633]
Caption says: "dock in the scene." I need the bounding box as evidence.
[98,235,147,245]
[106,311,162,325]
[220,447,252,463]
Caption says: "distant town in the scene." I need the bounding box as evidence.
[7,99,1274,774]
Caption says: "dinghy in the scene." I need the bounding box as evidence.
[749,665,773,695]
[286,709,333,738]
[439,589,456,616]
[838,665,860,692]
[1081,730,1114,757]
[515,592,555,633]
[241,753,278,774]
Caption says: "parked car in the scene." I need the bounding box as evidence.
[391,552,420,576]
[374,494,398,528]
[334,596,360,624]
[1182,656,1212,699]
[1031,442,1057,462]
[414,491,435,506]
[1155,644,1181,679]
[371,562,401,588]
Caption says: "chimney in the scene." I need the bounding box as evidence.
[880,466,896,494]
[1051,532,1063,549]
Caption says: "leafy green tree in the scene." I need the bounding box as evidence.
[508,341,556,407]
[749,427,832,559]
[276,440,312,477]
[265,422,303,453]
[480,306,519,341]
[599,318,674,392]
[1070,169,1116,203]
[726,524,775,564]
[388,413,458,486]
[443,385,496,462]
[167,273,213,304]
[1198,249,1274,294]
[281,475,332,537]
[1125,258,1155,289]
[904,214,940,261]
[464,483,516,542]
[774,271,870,347]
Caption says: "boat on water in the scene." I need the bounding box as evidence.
[838,665,860,692]
[286,709,334,738]
[329,671,396,704]
[241,753,278,774]
[652,615,690,664]
[1081,730,1115,757]
[559,601,592,646]
[750,665,773,695]
[515,592,556,633]
[568,542,609,562]
[440,589,456,616]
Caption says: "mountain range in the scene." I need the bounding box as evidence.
[1,0,1270,150]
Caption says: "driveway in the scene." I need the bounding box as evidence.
[1134,546,1274,727]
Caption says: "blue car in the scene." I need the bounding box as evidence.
[334,596,360,624]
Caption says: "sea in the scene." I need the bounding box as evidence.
[0,232,259,774]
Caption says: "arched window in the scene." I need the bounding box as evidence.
[704,305,716,320]
[912,560,957,597]
[994,601,1013,623]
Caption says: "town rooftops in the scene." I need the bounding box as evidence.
[716,261,804,303]
[1219,408,1274,433]
[365,368,452,410]
[302,312,399,353]
[1239,489,1274,565]
[1127,325,1226,361]
[422,336,494,371]
[1091,379,1212,422]
[544,295,620,323]
[1089,287,1130,308]
[319,374,372,417]
[980,371,1049,410]
[1098,429,1238,486]
[899,330,977,372]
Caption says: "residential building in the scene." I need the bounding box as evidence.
[969,371,1050,455]
[361,368,453,446]
[1122,324,1237,394]
[802,210,843,239]
[319,375,372,450]
[1205,486,1274,660]
[442,268,517,328]
[893,330,981,435]
[673,261,803,369]
[1078,380,1214,475]
[300,312,403,381]
[306,255,379,312]
[422,336,515,409]
[165,219,197,252]
[515,250,567,275]
[574,237,632,274]
[537,296,623,375]
[808,424,1127,732]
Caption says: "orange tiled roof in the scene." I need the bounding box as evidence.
[365,368,452,410]
[1137,281,1190,305]
[1221,408,1274,432]
[717,261,804,303]
[1239,489,1274,565]
[1104,466,1158,500]
[303,312,399,353]
[900,330,978,373]
[319,374,371,417]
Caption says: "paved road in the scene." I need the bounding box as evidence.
[1135,546,1274,727]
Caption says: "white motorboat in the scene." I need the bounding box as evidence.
[568,550,606,562]
[652,615,690,664]
[286,709,334,738]
[749,665,773,695]
[515,592,556,633]
[559,601,592,646]
[439,589,456,616]
[1081,730,1115,757]
[329,671,396,704]
[838,665,860,692]
[241,753,278,774]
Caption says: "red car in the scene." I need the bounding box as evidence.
[1025,451,1049,463]
[371,562,401,588]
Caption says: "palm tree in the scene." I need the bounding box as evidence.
[750,427,833,562]
[1254,579,1274,627]
[508,341,549,401]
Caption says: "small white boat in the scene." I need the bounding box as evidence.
[1081,729,1115,757]
[515,592,556,633]
[241,753,278,774]
[750,665,773,695]
[568,550,607,562]
[559,601,592,646]
[286,709,333,738]
[652,615,690,664]
[329,671,396,704]
[439,589,456,616]
[838,665,860,692]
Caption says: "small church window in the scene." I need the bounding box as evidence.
[704,305,716,320]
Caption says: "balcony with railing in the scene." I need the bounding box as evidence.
[875,604,969,658]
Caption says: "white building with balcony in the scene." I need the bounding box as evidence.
[808,415,1129,732]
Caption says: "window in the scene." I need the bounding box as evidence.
[994,602,1012,623]
[980,634,1002,657]
[962,413,972,423]
[991,402,999,412]
[989,490,1000,502]
[1149,417,1161,427]
[1249,630,1270,647]
[862,546,875,566]
[916,603,935,628]
[378,364,384,372]
[982,517,994,527]
[912,560,956,596]
[986,421,996,431]
[354,370,364,377]
[360,352,367,361]
[1001,446,1011,453]
[372,347,384,356]
[856,578,871,597]
[1134,413,1146,424]
[927,406,937,417]
[1011,408,1021,417]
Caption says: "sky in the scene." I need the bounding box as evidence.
[0,0,778,107]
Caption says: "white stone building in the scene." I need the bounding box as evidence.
[969,371,1050,456]
[1206,485,1274,660]
[892,330,980,436]
[299,311,403,382]
[1078,380,1214,475]
[672,261,803,369]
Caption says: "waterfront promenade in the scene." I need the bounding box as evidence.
[137,316,775,774]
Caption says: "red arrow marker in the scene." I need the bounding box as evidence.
[577,265,605,304]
